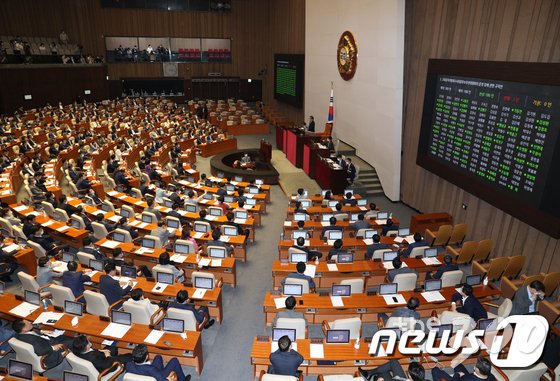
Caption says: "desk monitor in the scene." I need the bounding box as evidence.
[321,190,332,197]
[157,272,174,285]
[249,187,259,194]
[8,360,33,380]
[85,197,95,206]
[121,265,137,278]
[141,214,154,224]
[327,230,343,240]
[209,208,222,216]
[272,328,296,342]
[364,229,376,239]
[69,218,81,229]
[245,198,257,206]
[290,252,308,264]
[331,284,351,297]
[174,242,191,254]
[217,172,225,178]
[350,214,359,222]
[398,228,410,236]
[167,218,180,229]
[100,203,111,212]
[164,199,173,208]
[382,251,399,262]
[142,237,156,249]
[293,213,306,222]
[326,329,350,344]
[282,283,303,296]
[226,185,235,192]
[64,300,83,317]
[379,327,402,341]
[300,200,311,208]
[434,324,454,338]
[224,195,235,203]
[113,231,126,242]
[209,247,226,259]
[378,283,398,296]
[466,274,482,286]
[111,310,132,326]
[162,318,184,333]
[336,252,354,264]
[24,290,40,306]
[234,176,243,182]
[328,200,338,207]
[357,199,367,206]
[89,259,104,272]
[203,193,213,200]
[62,252,76,263]
[425,279,442,292]
[194,222,209,233]
[255,179,264,185]
[63,371,89,381]
[120,208,131,218]
[223,226,238,236]
[344,189,354,196]
[424,248,438,258]
[235,211,248,220]
[377,212,389,219]
[477,318,497,332]
[292,230,308,240]
[194,276,213,290]
[185,204,197,213]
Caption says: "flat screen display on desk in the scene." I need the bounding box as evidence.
[274,54,304,108]
[417,60,560,237]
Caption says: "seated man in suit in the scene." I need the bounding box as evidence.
[293,201,309,216]
[168,290,215,329]
[113,168,131,193]
[12,319,74,369]
[359,360,425,381]
[291,236,322,261]
[99,262,133,310]
[28,225,63,258]
[272,296,307,327]
[128,288,162,319]
[401,233,430,258]
[377,296,421,325]
[510,279,545,315]
[58,194,80,216]
[320,216,344,239]
[62,261,91,301]
[351,214,370,232]
[346,157,356,183]
[387,257,418,282]
[327,239,347,261]
[342,192,357,206]
[81,236,105,260]
[72,334,132,373]
[268,335,304,377]
[150,220,175,247]
[126,344,190,381]
[95,213,116,233]
[432,355,495,381]
[451,283,488,322]
[115,217,139,239]
[157,251,185,282]
[427,255,459,280]
[295,188,306,201]
[381,218,399,236]
[365,234,391,260]
[145,199,163,222]
[168,203,187,225]
[224,212,250,238]
[206,228,234,256]
[280,262,316,292]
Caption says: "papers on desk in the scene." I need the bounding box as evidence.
[135,201,144,206]
[219,236,229,242]
[422,257,442,266]
[135,247,153,254]
[129,220,141,227]
[14,205,28,212]
[362,239,373,246]
[303,264,316,278]
[283,221,292,227]
[404,235,416,244]
[243,205,253,210]
[137,222,149,229]
[245,194,254,199]
[383,294,406,305]
[84,270,99,278]
[310,343,325,358]
[52,261,68,273]
[193,232,204,239]
[151,283,168,293]
[375,219,388,225]
[101,240,120,249]
[320,221,329,227]
[92,210,105,216]
[206,215,217,221]
[359,206,368,211]
[211,259,223,267]
[101,323,131,339]
[421,291,446,302]
[144,330,165,344]
[383,261,408,270]
[274,297,288,309]
[25,211,41,216]
[33,312,64,325]
[170,254,187,264]
[2,243,20,253]
[41,220,55,227]
[108,215,122,223]
[393,236,404,244]
[327,240,336,246]
[198,257,211,267]
[192,288,207,299]
[271,341,297,353]
[178,210,188,216]
[234,218,246,224]
[118,195,127,200]
[327,263,339,272]
[56,225,70,233]
[10,302,39,317]
[330,296,344,307]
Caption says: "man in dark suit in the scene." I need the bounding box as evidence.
[280,262,315,291]
[510,280,545,315]
[320,216,344,239]
[58,195,79,216]
[95,214,116,233]
[360,361,426,381]
[167,203,187,225]
[327,239,347,261]
[62,261,90,300]
[81,237,105,260]
[381,219,399,236]
[145,199,163,222]
[113,168,131,193]
[307,116,315,132]
[168,290,215,329]
[12,319,74,369]
[365,234,390,260]
[432,355,496,381]
[29,225,62,257]
[72,335,132,373]
[350,214,370,232]
[401,233,430,258]
[324,136,335,151]
[428,255,459,280]
[99,262,133,310]
[451,284,488,322]
[126,344,190,381]
[115,217,139,239]
[269,335,304,376]
[378,297,421,325]
[387,257,418,282]
[206,228,234,256]
[291,237,322,261]
[341,192,357,206]
[346,157,356,183]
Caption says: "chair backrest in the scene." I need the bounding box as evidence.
[70,215,86,230]
[284,277,310,294]
[409,245,430,259]
[91,222,109,241]
[114,228,132,242]
[472,239,492,262]
[123,300,153,325]
[49,284,76,308]
[455,241,478,264]
[432,224,453,246]
[502,255,526,279]
[385,317,416,332]
[143,234,162,249]
[440,310,474,333]
[448,223,468,246]
[121,205,136,218]
[340,279,364,294]
[497,298,513,318]
[66,352,100,379]
[372,248,392,261]
[9,337,47,372]
[486,257,510,281]
[330,317,362,339]
[76,251,96,266]
[275,317,307,339]
[130,188,143,199]
[498,362,548,381]
[521,274,545,287]
[334,213,349,221]
[18,272,40,293]
[208,206,224,216]
[102,200,115,213]
[261,375,298,381]
[440,270,464,288]
[166,307,199,331]
[27,239,47,259]
[393,272,418,291]
[12,225,28,241]
[543,272,560,297]
[83,290,110,317]
[191,271,216,290]
[0,217,12,236]
[54,208,69,222]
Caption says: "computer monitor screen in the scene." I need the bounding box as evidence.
[8,360,33,380]
[292,231,307,240]
[424,248,438,258]
[194,276,213,289]
[70,218,81,229]
[378,327,402,341]
[141,214,153,223]
[194,222,208,233]
[322,214,334,221]
[398,228,410,236]
[24,290,40,306]
[245,198,257,206]
[255,179,264,185]
[120,265,137,278]
[162,318,184,333]
[378,283,398,296]
[157,272,174,285]
[113,231,126,242]
[425,279,442,292]
[326,329,350,344]
[282,284,303,296]
[364,229,376,239]
[186,204,197,213]
[350,214,359,221]
[217,172,225,178]
[164,199,173,208]
[357,199,367,206]
[234,176,243,182]
[64,300,83,317]
[434,324,453,338]
[272,328,296,342]
[290,252,308,264]
[62,253,76,263]
[209,247,226,259]
[86,197,94,206]
[331,284,351,296]
[174,243,191,254]
[202,193,213,200]
[111,310,131,326]
[300,200,311,208]
[90,259,104,272]
[249,187,258,194]
[120,208,131,218]
[466,274,482,286]
[321,190,332,196]
[63,371,89,381]
[167,218,180,229]
[336,252,354,264]
[224,226,238,236]
[293,213,306,222]
[328,230,343,240]
[142,238,155,249]
[224,195,235,203]
[226,185,235,192]
[209,208,222,216]
[344,189,354,196]
[235,211,248,220]
[383,251,398,262]
[328,200,338,207]
[377,212,389,219]
[477,318,497,331]
[101,203,111,212]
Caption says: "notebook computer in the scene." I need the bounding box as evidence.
[290,252,308,264]
[336,252,354,264]
[466,274,482,286]
[382,251,399,262]
[8,360,33,380]
[142,237,156,249]
[24,290,40,306]
[174,242,192,254]
[157,272,174,285]
[282,284,303,296]
[89,259,105,272]
[111,310,131,326]
[424,248,438,258]
[209,247,226,259]
[326,329,350,344]
[235,211,248,220]
[377,212,389,219]
[120,265,137,278]
[194,276,213,290]
[327,230,343,240]
[272,327,296,342]
[292,231,308,240]
[162,318,185,333]
[194,222,209,233]
[167,218,180,229]
[62,252,76,263]
[398,228,410,236]
[64,300,83,317]
[223,226,238,236]
[63,371,89,381]
[293,213,306,222]
[378,283,398,296]
[434,324,453,338]
[113,231,126,242]
[331,284,351,297]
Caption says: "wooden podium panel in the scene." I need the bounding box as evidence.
[410,212,453,234]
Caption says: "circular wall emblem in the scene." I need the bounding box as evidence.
[337,31,357,81]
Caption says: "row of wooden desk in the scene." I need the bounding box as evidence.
[199,138,238,158]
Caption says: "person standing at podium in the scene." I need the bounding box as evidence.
[307,116,315,132]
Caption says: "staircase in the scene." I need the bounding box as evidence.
[336,140,384,197]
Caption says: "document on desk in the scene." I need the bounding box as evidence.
[128,220,141,227]
[10,302,39,317]
[198,257,211,267]
[405,235,416,245]
[234,218,247,224]
[92,210,105,216]
[219,236,229,242]
[375,219,388,225]
[101,323,131,339]
[330,296,344,307]
[303,264,316,278]
[206,216,217,221]
[283,221,292,227]
[383,294,406,305]
[84,270,99,278]
[151,283,168,293]
[101,240,120,249]
[14,205,29,212]
[393,236,404,244]
[135,247,153,254]
[108,215,122,223]
[192,288,207,299]
[170,254,187,263]
[118,195,127,200]
[422,257,441,266]
[193,232,204,239]
[383,261,408,270]
[327,263,339,272]
[56,225,70,233]
[274,297,288,309]
[310,344,325,358]
[135,201,144,206]
[41,220,55,227]
[52,262,68,273]
[421,291,446,302]
[2,243,20,253]
[144,330,165,345]
[107,191,119,196]
[362,239,373,246]
[320,221,329,227]
[211,259,223,267]
[137,222,149,229]
[33,312,64,325]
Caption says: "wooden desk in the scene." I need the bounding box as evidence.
[199,138,238,158]
[303,141,330,179]
[315,156,348,195]
[14,247,37,276]
[410,213,453,235]
[224,123,269,135]
[277,237,398,260]
[282,219,396,239]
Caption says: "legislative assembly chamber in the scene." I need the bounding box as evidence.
[0,1,559,381]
